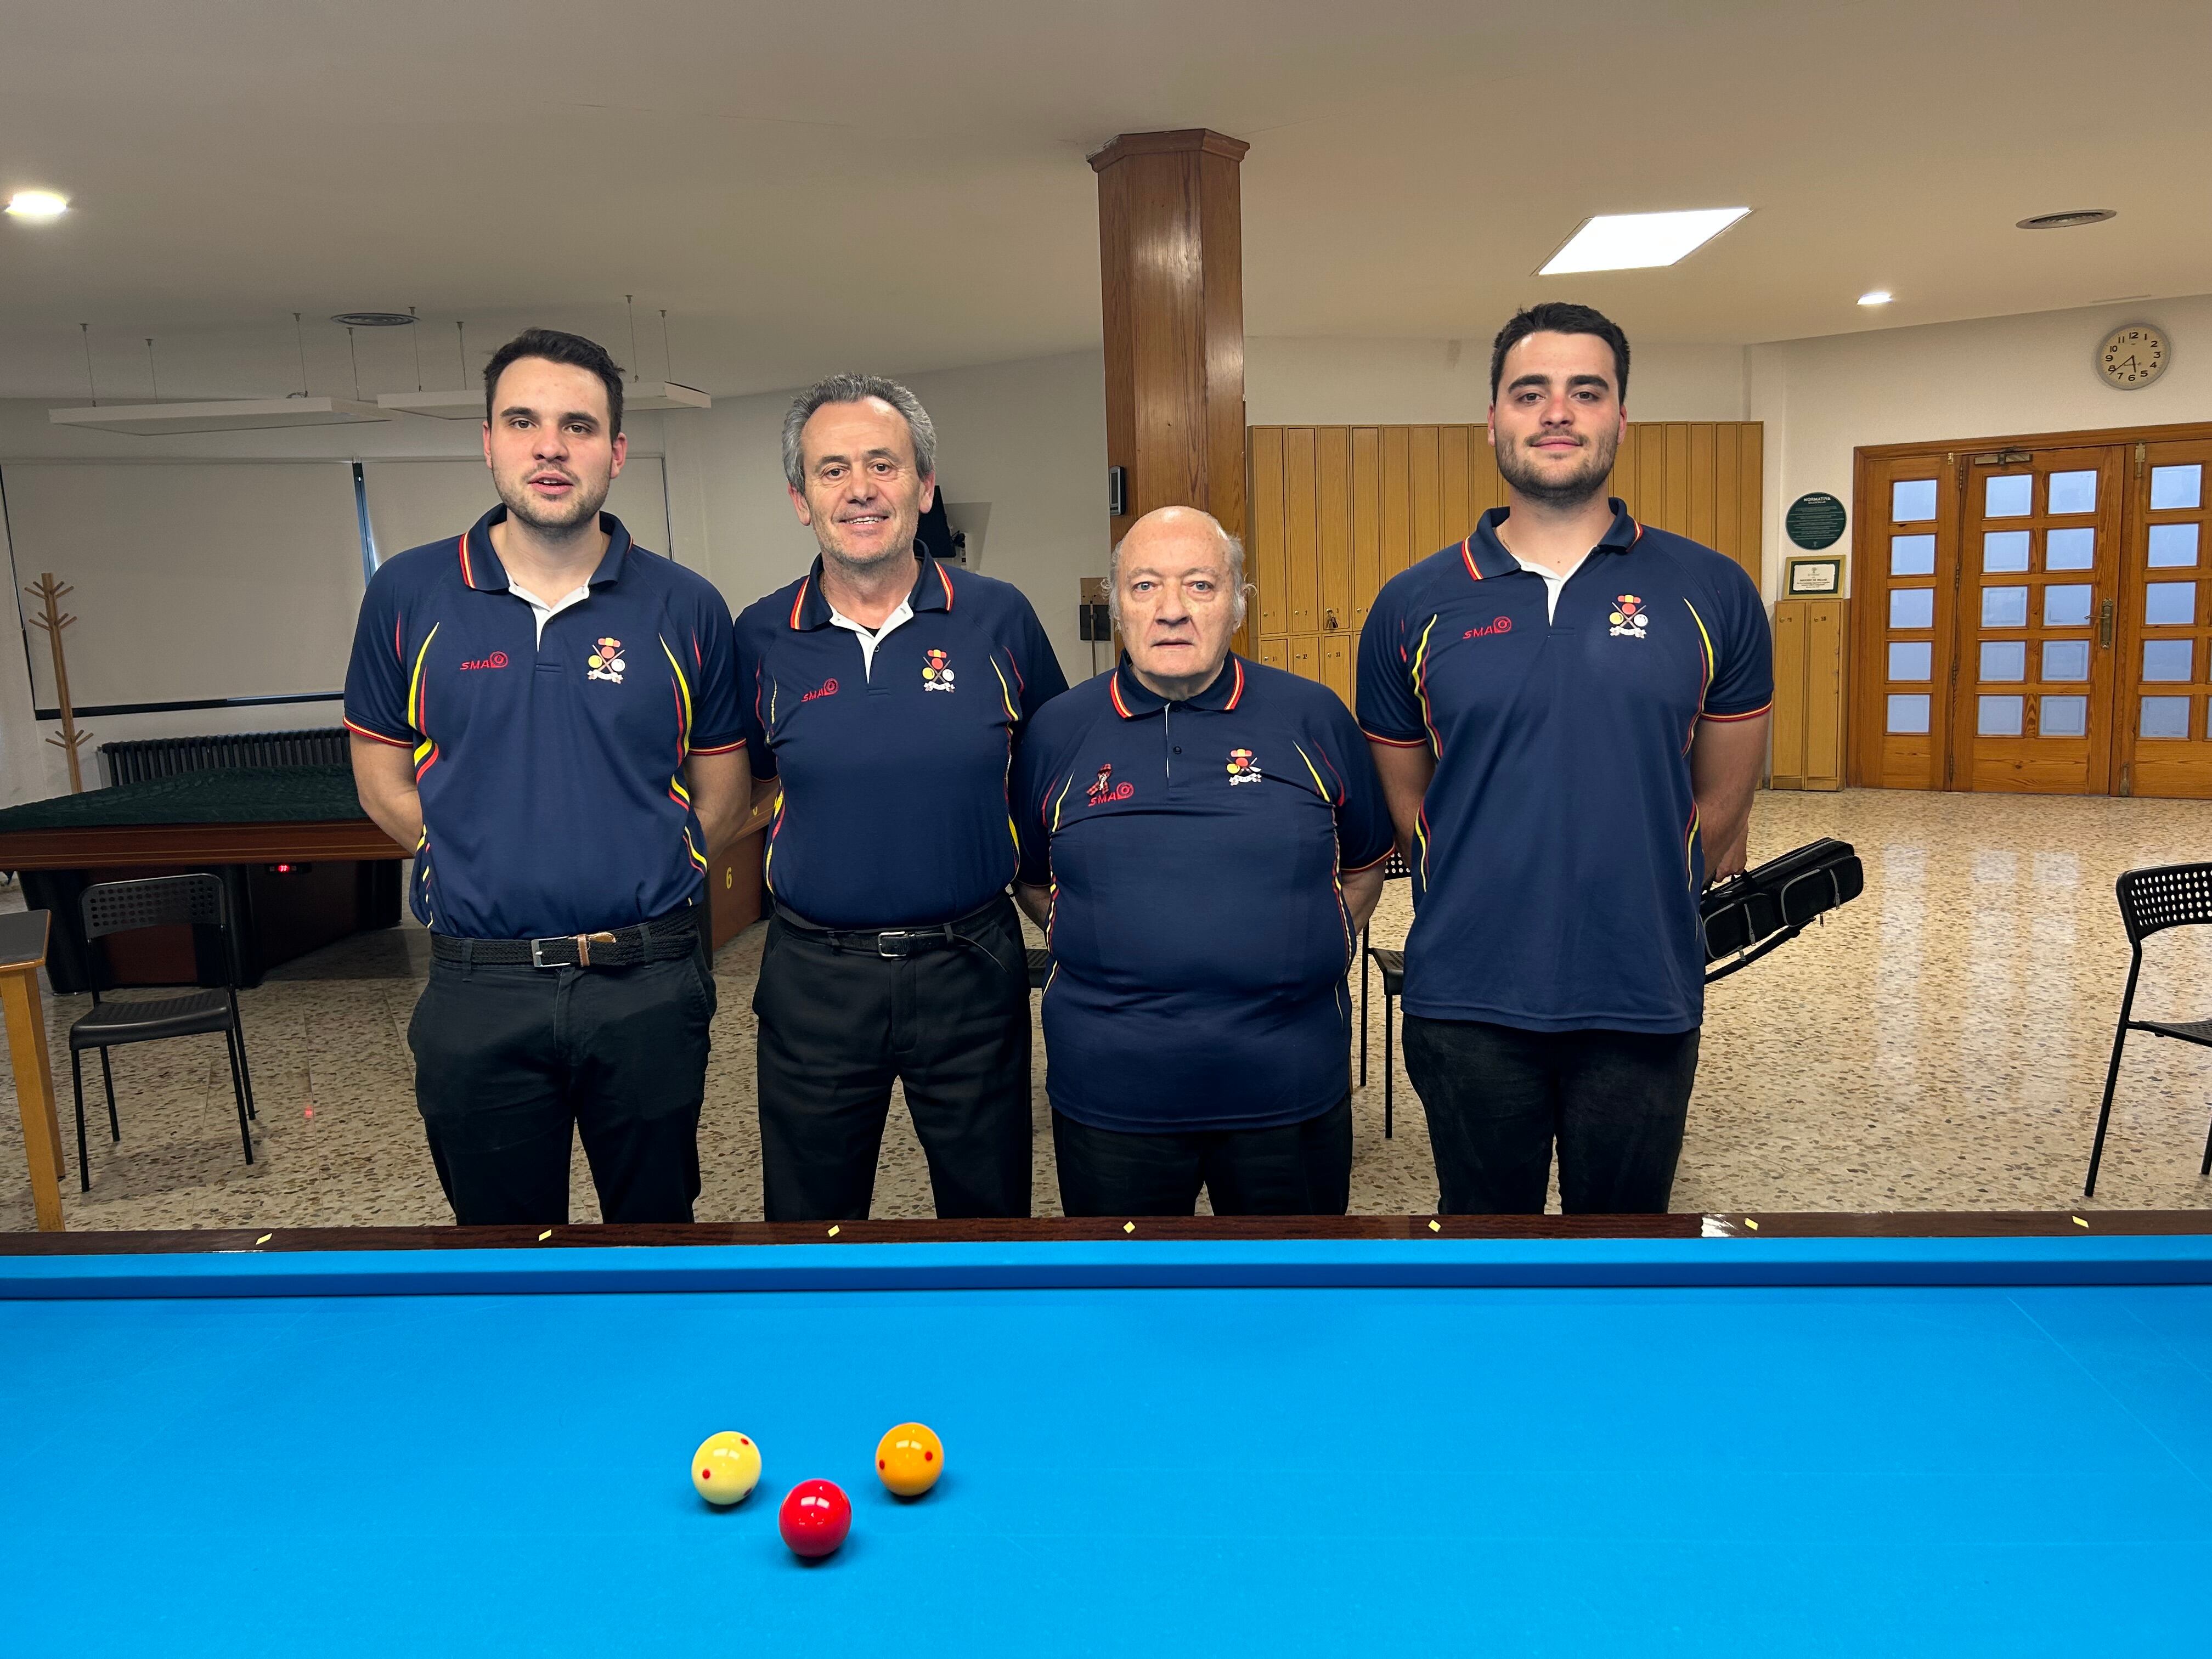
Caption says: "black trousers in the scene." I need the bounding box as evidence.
[753,896,1031,1221]
[406,927,715,1227]
[1052,1094,1353,1217]
[1401,1014,1700,1215]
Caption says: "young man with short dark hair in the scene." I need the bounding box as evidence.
[346,328,746,1226]
[1359,302,1772,1215]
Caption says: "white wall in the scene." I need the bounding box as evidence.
[1750,296,2212,595]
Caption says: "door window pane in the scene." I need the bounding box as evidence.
[1981,586,2029,626]
[1984,473,2033,517]
[2146,583,2196,625]
[1979,641,2026,681]
[1889,534,1936,575]
[1888,641,1932,681]
[1982,531,2030,572]
[2045,528,2095,569]
[2042,640,2090,681]
[2151,465,2203,510]
[2148,524,2199,567]
[2046,470,2097,514]
[2039,695,2089,737]
[2043,585,2092,627]
[1886,693,1931,734]
[1977,695,2024,736]
[2141,696,2192,738]
[2143,640,2194,681]
[1891,588,1935,629]
[1893,478,1938,522]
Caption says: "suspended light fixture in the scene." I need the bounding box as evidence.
[379,298,711,417]
[49,315,395,436]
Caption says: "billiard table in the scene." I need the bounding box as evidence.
[3,1214,2208,1656]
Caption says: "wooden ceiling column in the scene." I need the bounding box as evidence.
[1090,129,1250,549]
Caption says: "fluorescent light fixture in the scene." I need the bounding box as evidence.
[379,381,711,420]
[1539,208,1750,275]
[5,189,69,221]
[49,397,397,436]
[1858,290,1894,306]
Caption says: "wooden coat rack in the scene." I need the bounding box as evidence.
[25,573,92,793]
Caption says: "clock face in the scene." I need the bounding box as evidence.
[2100,323,2169,390]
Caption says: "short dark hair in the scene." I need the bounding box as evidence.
[1489,302,1629,404]
[483,328,625,435]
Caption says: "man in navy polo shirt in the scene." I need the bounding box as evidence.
[1358,302,1771,1215]
[1013,506,1393,1216]
[733,375,1065,1221]
[346,328,746,1227]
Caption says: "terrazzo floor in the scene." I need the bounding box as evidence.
[3,786,2210,1232]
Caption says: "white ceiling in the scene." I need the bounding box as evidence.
[1,0,2207,400]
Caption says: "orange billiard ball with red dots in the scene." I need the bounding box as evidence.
[690,1431,761,1505]
[875,1422,943,1497]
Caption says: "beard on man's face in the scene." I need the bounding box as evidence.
[1494,428,1620,509]
[496,469,610,534]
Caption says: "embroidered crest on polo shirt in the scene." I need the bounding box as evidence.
[1607,596,1650,640]
[1226,747,1262,786]
[922,648,956,692]
[587,635,627,682]
[1086,763,1133,805]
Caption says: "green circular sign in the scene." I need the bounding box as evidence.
[1786,492,1847,550]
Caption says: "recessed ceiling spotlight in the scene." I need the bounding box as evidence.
[1538,208,1751,275]
[5,190,69,221]
[2017,209,2116,230]
[330,312,417,327]
[1858,290,1894,306]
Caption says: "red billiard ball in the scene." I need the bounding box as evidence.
[777,1479,851,1558]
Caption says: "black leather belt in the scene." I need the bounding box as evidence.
[430,907,699,969]
[773,897,1002,960]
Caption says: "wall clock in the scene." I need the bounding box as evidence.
[2098,323,2168,390]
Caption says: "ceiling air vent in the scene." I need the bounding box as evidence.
[2016,210,2117,230]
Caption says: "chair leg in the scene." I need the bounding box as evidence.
[1383,993,1395,1142]
[98,1047,119,1142]
[2200,1107,2211,1179]
[228,992,256,1120]
[1358,928,1370,1088]
[222,1023,255,1167]
[2084,1023,2131,1199]
[71,1050,89,1194]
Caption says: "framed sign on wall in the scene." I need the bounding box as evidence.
[1784,554,1846,596]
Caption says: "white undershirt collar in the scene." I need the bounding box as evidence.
[507,579,593,646]
[828,596,915,678]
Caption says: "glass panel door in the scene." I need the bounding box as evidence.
[2117,438,2212,797]
[1947,446,2124,793]
[1854,454,1960,789]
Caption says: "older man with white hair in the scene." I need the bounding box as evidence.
[1013,506,1393,1216]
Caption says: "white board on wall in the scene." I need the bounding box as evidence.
[360,457,672,568]
[0,459,365,710]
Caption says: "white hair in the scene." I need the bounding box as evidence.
[1108,508,1248,629]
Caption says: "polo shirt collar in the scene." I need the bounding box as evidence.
[786,549,956,631]
[1108,652,1247,719]
[460,504,635,593]
[1462,496,1640,582]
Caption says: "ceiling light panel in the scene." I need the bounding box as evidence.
[1539,208,1750,275]
[5,190,69,221]
[1858,290,1893,306]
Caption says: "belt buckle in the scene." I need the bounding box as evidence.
[876,929,913,960]
[529,937,567,970]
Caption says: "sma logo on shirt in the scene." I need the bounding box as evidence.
[1086,763,1133,805]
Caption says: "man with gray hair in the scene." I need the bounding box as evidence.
[731,374,1065,1221]
[1012,506,1393,1215]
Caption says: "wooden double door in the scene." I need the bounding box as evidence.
[1853,424,2212,797]
[1246,422,1764,703]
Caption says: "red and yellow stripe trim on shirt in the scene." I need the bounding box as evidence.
[407,624,441,781]
[1459,535,1485,585]
[1680,597,1772,744]
[1107,674,1133,719]
[935,562,956,608]
[787,577,811,630]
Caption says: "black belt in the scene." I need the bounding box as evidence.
[430,907,699,969]
[773,896,1003,960]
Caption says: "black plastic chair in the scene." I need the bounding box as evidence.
[70,874,257,1191]
[2084,861,2212,1198]
[1356,852,1414,1138]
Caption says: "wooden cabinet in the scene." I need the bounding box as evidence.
[1772,598,1847,791]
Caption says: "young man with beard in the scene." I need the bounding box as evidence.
[733,375,1065,1221]
[1357,303,1771,1215]
[346,328,746,1226]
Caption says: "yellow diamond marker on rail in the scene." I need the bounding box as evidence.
[538,1230,552,1242]
[1123,1222,1136,1234]
[2072,1216,2090,1227]
[1428,1220,1442,1233]
[827,1225,840,1237]
[1744,1218,1759,1230]
[255,1233,272,1245]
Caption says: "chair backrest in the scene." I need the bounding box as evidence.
[81,873,229,942]
[2114,862,2212,946]
[1382,850,1412,882]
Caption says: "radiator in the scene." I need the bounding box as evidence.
[99,728,351,786]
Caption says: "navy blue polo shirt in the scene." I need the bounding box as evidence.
[1356,500,1772,1034]
[343,506,744,939]
[1013,655,1395,1133]
[733,554,1066,929]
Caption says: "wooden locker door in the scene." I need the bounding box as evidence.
[1320,635,1351,703]
[2115,437,2212,798]
[1283,428,1321,677]
[1316,427,1352,653]
[1769,601,1809,787]
[1948,445,2124,794]
[1249,427,1289,667]
[1803,597,1847,790]
[1850,453,1962,789]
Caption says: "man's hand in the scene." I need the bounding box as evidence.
[1342,863,1388,935]
[1690,713,1769,883]
[349,733,423,854]
[1014,882,1053,932]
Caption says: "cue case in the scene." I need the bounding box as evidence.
[1700,837,1863,984]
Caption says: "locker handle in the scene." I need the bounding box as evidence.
[1323,609,1341,631]
[2098,599,2114,649]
